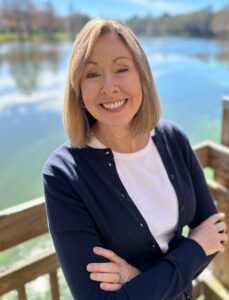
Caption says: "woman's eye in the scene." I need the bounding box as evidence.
[116,68,128,73]
[86,72,100,79]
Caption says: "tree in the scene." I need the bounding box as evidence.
[211,7,229,38]
[1,0,35,34]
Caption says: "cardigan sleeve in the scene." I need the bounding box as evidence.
[43,161,209,300]
[172,123,218,227]
[171,123,218,278]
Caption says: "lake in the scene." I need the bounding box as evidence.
[0,36,229,299]
[1,36,229,210]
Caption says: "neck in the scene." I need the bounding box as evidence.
[91,123,149,153]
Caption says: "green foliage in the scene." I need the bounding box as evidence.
[126,7,229,38]
[1,5,229,40]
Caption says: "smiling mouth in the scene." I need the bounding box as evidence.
[100,99,128,110]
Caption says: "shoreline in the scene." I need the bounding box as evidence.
[0,32,72,42]
[0,32,228,42]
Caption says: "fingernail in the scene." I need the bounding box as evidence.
[86,264,92,271]
[93,246,101,251]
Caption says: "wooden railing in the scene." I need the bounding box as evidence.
[0,198,60,299]
[0,97,229,299]
[194,141,229,205]
[192,97,229,299]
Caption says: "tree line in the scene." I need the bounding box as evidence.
[126,7,229,38]
[0,0,90,38]
[0,1,229,39]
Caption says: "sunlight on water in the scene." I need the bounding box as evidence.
[0,73,65,114]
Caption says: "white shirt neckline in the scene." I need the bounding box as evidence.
[88,129,155,155]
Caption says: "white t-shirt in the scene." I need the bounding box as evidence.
[88,133,178,253]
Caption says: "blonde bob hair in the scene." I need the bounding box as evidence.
[63,18,161,148]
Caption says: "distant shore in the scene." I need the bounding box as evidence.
[0,31,228,43]
[1,6,229,42]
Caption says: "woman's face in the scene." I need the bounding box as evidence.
[80,32,142,132]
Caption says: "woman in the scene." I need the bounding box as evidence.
[43,18,228,300]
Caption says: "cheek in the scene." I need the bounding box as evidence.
[81,83,92,104]
[131,78,142,102]
[81,82,100,104]
[135,80,142,96]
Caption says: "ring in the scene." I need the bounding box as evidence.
[117,273,124,285]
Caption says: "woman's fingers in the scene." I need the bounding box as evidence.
[189,212,228,256]
[100,282,121,291]
[220,233,228,244]
[207,212,225,225]
[87,246,141,290]
[216,221,227,233]
[92,246,126,265]
[87,262,119,273]
[90,272,120,283]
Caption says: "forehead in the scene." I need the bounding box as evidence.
[88,32,132,61]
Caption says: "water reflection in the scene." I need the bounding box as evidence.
[0,38,229,96]
[190,52,229,63]
[216,52,229,63]
[0,40,61,95]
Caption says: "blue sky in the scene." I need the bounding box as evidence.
[36,0,229,19]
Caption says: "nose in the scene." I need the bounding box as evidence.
[101,73,119,95]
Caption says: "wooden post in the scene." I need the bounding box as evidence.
[211,96,229,288]
[17,286,27,300]
[221,96,229,147]
[49,271,60,300]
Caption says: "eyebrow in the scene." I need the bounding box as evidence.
[86,56,131,65]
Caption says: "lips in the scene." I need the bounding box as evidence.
[100,99,128,110]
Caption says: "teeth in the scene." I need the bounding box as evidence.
[102,99,126,110]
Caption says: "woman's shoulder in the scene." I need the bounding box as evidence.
[155,119,194,161]
[155,119,187,139]
[42,140,81,177]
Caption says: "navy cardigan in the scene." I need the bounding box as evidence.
[43,120,217,300]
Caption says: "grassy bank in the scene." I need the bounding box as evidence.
[0,32,70,42]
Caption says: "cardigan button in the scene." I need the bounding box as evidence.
[140,223,144,228]
[105,151,110,155]
[121,193,125,198]
[170,174,175,179]
[108,163,112,167]
[180,206,185,211]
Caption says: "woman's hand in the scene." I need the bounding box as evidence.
[189,212,228,256]
[86,247,141,291]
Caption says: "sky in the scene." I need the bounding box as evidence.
[36,0,229,19]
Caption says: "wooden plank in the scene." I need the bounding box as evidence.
[195,296,205,300]
[198,269,229,300]
[0,247,59,295]
[0,197,48,251]
[192,279,204,299]
[193,141,210,167]
[18,286,27,300]
[207,179,229,202]
[221,96,229,147]
[50,271,60,300]
[210,97,229,289]
[208,142,229,182]
[214,172,229,187]
[211,187,229,287]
